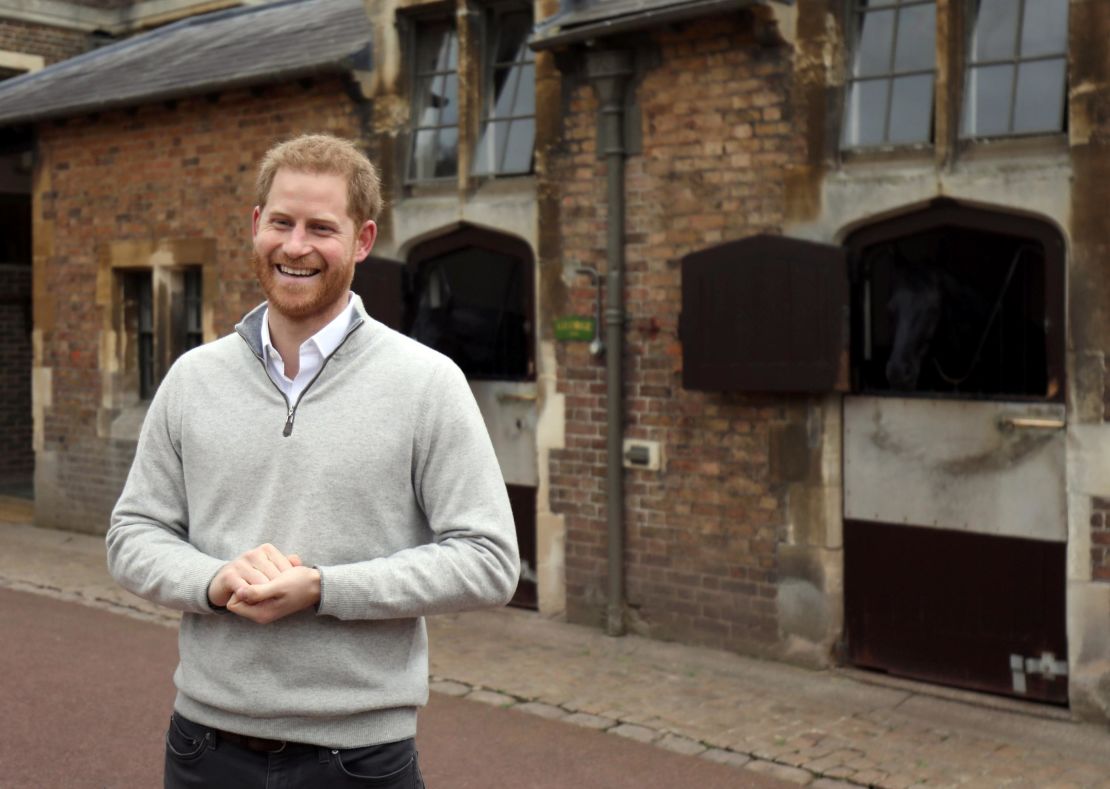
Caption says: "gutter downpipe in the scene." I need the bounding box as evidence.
[586,49,633,638]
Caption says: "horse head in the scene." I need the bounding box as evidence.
[884,254,942,391]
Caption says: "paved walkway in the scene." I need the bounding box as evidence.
[2,507,1109,788]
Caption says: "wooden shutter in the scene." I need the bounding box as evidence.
[679,234,847,392]
[351,255,408,332]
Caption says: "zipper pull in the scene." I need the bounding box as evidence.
[283,407,296,437]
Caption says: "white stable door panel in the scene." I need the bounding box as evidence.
[844,395,1066,542]
[469,380,538,488]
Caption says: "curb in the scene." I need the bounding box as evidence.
[429,676,870,788]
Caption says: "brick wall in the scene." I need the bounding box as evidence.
[546,17,804,653]
[0,265,32,487]
[1091,498,1110,582]
[34,77,362,532]
[0,19,91,65]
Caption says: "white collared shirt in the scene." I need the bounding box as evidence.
[261,295,355,404]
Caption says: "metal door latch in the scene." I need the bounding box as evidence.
[1010,652,1067,694]
[997,416,1065,432]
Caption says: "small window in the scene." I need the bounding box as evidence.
[473,6,536,176]
[408,19,460,181]
[120,271,155,400]
[118,266,203,400]
[961,0,1068,138]
[842,0,937,149]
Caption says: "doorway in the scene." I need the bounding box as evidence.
[842,202,1068,704]
[0,139,34,503]
[354,224,538,608]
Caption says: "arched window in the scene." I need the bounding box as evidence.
[846,201,1065,401]
[406,225,534,381]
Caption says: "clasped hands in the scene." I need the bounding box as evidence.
[207,543,320,625]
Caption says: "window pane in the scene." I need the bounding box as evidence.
[495,10,532,64]
[138,276,153,331]
[413,76,441,126]
[184,268,203,349]
[514,63,535,117]
[502,119,535,173]
[440,74,459,126]
[1013,58,1067,133]
[410,130,437,180]
[888,74,934,143]
[434,127,459,178]
[1021,0,1068,57]
[410,21,459,180]
[842,79,889,147]
[473,122,496,174]
[853,9,895,77]
[440,29,459,71]
[971,0,1019,62]
[893,3,935,72]
[492,64,519,119]
[473,120,508,175]
[416,24,455,73]
[962,63,1014,137]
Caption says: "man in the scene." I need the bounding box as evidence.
[107,134,519,788]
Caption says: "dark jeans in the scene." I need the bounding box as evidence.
[164,712,425,789]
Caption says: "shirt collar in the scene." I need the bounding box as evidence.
[261,293,355,362]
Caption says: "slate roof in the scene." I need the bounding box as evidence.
[0,0,372,126]
[531,0,791,50]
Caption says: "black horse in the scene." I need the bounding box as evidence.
[879,245,1045,396]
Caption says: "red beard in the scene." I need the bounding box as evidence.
[251,248,355,323]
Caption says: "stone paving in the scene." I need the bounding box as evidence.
[1,511,1109,788]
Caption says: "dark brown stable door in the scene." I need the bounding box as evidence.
[845,520,1067,704]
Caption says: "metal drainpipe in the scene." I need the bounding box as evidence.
[586,49,633,637]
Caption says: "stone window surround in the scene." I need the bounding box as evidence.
[96,238,216,442]
[401,0,536,188]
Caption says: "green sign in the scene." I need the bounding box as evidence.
[554,316,595,342]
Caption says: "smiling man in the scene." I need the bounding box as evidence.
[107,134,519,789]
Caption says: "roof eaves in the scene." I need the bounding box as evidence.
[530,0,790,51]
[0,0,371,127]
[5,60,353,127]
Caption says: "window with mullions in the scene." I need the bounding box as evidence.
[961,0,1068,138]
[473,7,536,176]
[119,266,203,400]
[842,0,936,149]
[409,20,460,181]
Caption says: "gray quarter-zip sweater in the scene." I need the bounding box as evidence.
[107,296,519,748]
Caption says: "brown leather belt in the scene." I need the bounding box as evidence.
[215,729,308,754]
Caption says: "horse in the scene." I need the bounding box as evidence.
[881,251,995,393]
[880,244,1048,396]
[884,255,942,390]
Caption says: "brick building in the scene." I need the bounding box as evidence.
[0,0,268,493]
[2,0,1110,723]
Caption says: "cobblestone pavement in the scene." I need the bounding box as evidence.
[2,510,1109,789]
